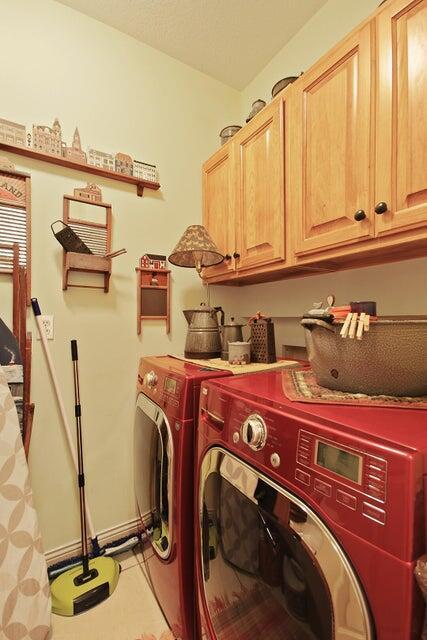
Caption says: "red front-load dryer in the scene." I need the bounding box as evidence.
[134,356,231,640]
[195,370,427,640]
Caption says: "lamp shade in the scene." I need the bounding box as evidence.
[168,225,224,269]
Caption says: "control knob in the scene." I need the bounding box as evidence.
[145,370,158,388]
[241,414,267,450]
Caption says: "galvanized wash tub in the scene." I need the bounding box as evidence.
[301,318,427,397]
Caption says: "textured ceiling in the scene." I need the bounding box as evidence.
[55,0,327,89]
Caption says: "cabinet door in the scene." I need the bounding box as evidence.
[375,0,427,235]
[234,100,285,271]
[292,24,374,256]
[202,144,236,278]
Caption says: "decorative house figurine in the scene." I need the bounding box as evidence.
[88,149,115,171]
[32,118,63,156]
[73,182,103,203]
[140,254,167,270]
[133,160,158,182]
[63,127,86,163]
[0,118,26,147]
[115,152,133,175]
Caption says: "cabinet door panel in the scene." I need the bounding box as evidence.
[202,145,235,278]
[235,101,285,270]
[376,0,427,235]
[293,24,374,255]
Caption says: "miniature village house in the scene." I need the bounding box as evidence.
[115,153,133,175]
[140,254,167,270]
[32,118,63,156]
[88,149,115,171]
[0,118,26,147]
[63,128,86,163]
[73,182,103,203]
[133,160,158,182]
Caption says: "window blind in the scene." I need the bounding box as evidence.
[0,204,27,272]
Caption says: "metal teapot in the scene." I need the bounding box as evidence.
[220,317,244,360]
[183,303,224,359]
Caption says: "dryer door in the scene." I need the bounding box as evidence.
[134,393,173,559]
[198,448,373,640]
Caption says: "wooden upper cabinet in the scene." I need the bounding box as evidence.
[234,100,285,271]
[202,144,236,278]
[375,0,427,236]
[292,23,374,256]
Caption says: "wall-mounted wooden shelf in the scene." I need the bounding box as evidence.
[0,142,160,197]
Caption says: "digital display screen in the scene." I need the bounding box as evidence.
[164,377,177,395]
[316,441,361,484]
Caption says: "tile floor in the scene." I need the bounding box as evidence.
[51,546,174,640]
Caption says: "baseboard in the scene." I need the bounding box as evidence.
[45,513,151,567]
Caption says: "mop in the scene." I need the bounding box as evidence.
[31,299,140,578]
[50,339,120,615]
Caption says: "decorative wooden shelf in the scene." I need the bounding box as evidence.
[136,267,171,335]
[0,142,160,197]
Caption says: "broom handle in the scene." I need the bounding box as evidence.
[31,298,97,542]
[71,340,90,576]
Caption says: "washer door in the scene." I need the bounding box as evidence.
[134,393,173,559]
[199,448,373,640]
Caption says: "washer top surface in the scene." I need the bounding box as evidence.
[140,355,230,383]
[205,370,427,452]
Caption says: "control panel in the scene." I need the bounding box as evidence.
[296,430,387,505]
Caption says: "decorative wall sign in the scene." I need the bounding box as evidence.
[0,165,31,304]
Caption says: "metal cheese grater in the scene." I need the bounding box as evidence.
[249,314,277,363]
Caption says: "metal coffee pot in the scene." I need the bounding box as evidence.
[183,303,224,359]
[220,317,244,360]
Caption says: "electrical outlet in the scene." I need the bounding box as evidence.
[39,315,54,340]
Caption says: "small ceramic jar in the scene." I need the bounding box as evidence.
[228,341,251,365]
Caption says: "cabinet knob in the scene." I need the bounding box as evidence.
[233,252,240,259]
[354,210,367,221]
[224,254,232,260]
[375,201,388,215]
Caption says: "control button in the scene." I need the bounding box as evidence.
[295,469,311,486]
[297,453,310,465]
[336,489,357,511]
[145,371,158,388]
[270,453,280,468]
[362,502,386,525]
[232,431,240,444]
[367,457,386,471]
[241,414,267,451]
[314,478,332,497]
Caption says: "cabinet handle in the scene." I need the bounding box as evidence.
[224,254,232,260]
[374,202,388,215]
[233,252,240,259]
[354,210,367,221]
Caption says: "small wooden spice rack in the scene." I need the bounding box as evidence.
[0,142,160,197]
[136,267,171,335]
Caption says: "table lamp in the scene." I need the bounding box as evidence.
[168,225,223,305]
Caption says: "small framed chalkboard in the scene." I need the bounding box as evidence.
[136,265,170,335]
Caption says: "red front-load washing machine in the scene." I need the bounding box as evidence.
[195,370,427,640]
[134,356,231,640]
